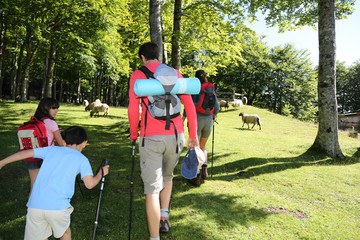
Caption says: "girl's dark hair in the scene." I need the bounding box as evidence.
[34,97,59,120]
[61,126,87,145]
[195,70,207,84]
[138,42,159,60]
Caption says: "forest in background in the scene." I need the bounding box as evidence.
[0,0,359,122]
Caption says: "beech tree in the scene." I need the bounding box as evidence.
[149,0,163,62]
[312,0,344,158]
[248,0,355,157]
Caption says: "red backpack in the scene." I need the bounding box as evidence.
[195,82,216,115]
[17,117,48,162]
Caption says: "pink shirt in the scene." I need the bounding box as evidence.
[128,62,197,140]
[43,118,59,146]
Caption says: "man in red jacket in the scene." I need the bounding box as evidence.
[128,42,198,240]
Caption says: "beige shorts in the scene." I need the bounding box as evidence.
[197,116,213,138]
[139,133,185,194]
[24,206,73,240]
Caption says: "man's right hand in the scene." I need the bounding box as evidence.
[187,138,199,149]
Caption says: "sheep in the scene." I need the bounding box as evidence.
[219,100,229,111]
[82,100,89,107]
[90,103,109,117]
[231,99,243,109]
[239,112,261,130]
[85,99,101,111]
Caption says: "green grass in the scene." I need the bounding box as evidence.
[0,100,359,240]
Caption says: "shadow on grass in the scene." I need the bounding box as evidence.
[209,148,360,182]
[168,192,270,240]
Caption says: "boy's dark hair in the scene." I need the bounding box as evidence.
[138,42,159,60]
[34,97,60,120]
[62,126,87,145]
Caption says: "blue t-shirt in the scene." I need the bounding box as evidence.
[27,146,93,210]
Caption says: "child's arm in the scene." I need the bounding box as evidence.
[53,130,65,146]
[82,165,110,189]
[0,150,34,169]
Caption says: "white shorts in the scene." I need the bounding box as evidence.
[24,206,73,240]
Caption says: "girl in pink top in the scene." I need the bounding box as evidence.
[28,98,65,193]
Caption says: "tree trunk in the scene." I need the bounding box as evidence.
[52,69,57,100]
[312,0,344,158]
[15,42,25,102]
[59,78,63,102]
[97,70,102,101]
[11,48,18,100]
[42,53,48,98]
[171,0,182,70]
[0,10,5,98]
[161,11,168,64]
[149,0,163,63]
[45,41,57,98]
[76,70,81,104]
[22,37,40,102]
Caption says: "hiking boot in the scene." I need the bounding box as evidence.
[188,174,201,186]
[160,217,171,233]
[201,164,208,179]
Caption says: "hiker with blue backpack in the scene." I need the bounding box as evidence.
[182,70,219,186]
[128,42,198,240]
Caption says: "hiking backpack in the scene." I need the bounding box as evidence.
[195,82,216,115]
[17,116,48,162]
[139,64,182,153]
[139,64,182,130]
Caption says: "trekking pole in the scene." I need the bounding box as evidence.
[128,140,136,240]
[92,159,109,240]
[211,119,217,178]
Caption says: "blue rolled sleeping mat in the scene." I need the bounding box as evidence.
[134,78,201,97]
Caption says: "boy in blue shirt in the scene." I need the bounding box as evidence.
[0,126,109,240]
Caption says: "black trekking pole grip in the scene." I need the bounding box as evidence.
[104,159,109,167]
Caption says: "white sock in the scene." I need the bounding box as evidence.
[160,209,169,219]
[150,237,160,240]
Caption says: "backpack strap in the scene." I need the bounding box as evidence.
[164,93,171,130]
[138,66,154,144]
[139,66,154,79]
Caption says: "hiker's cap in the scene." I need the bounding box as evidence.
[181,149,199,179]
[194,146,205,167]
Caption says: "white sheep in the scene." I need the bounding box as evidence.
[231,99,243,109]
[219,100,229,111]
[239,112,261,130]
[85,99,101,111]
[90,103,109,117]
[82,100,89,107]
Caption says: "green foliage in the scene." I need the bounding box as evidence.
[248,0,355,32]
[0,101,359,239]
[336,60,360,113]
[213,43,317,121]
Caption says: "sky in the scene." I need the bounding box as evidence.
[248,1,360,66]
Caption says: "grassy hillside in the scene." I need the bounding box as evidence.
[0,101,359,240]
